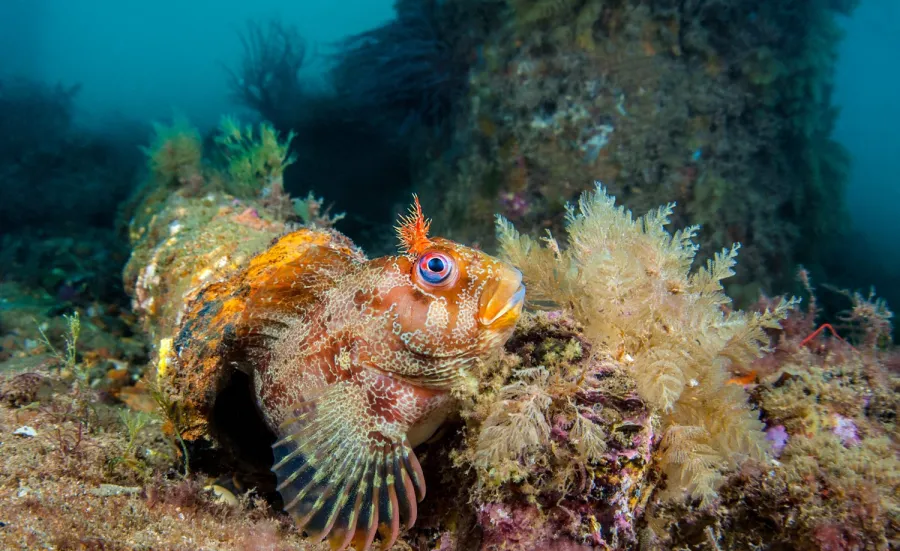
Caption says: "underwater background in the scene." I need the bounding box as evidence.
[0,0,898,549]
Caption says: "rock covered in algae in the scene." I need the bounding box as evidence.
[453,310,658,550]
[645,289,900,550]
[412,0,854,305]
[123,192,290,343]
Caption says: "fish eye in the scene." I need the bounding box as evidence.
[416,252,454,286]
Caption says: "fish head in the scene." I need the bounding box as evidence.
[373,237,525,376]
[355,196,525,385]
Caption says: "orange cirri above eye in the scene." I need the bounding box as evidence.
[415,252,455,287]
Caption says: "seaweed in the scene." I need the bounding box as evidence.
[141,116,203,193]
[496,182,797,503]
[648,294,899,549]
[214,116,296,201]
[224,19,308,125]
[330,0,485,141]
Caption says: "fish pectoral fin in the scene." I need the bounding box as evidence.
[271,380,425,551]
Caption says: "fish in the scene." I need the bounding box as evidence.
[174,196,525,550]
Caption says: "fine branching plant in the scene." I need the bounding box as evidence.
[142,117,203,192]
[291,191,346,228]
[119,409,154,457]
[225,19,308,124]
[495,182,797,503]
[38,311,87,387]
[215,115,296,206]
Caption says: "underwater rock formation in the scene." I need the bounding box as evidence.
[410,0,856,304]
[452,310,658,550]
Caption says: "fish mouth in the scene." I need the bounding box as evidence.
[479,268,526,327]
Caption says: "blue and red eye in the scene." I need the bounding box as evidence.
[416,252,455,286]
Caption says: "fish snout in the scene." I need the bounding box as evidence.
[479,265,525,328]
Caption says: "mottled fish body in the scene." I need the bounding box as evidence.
[175,198,524,550]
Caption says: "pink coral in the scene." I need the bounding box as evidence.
[765,425,789,457]
[477,503,593,551]
[500,191,530,219]
[831,414,860,447]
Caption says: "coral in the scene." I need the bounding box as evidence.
[647,301,900,549]
[495,183,795,503]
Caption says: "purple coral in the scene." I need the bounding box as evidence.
[832,414,860,447]
[477,503,594,551]
[500,191,531,219]
[765,425,789,457]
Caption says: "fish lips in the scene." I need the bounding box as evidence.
[479,268,526,328]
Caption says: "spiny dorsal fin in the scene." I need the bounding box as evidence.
[240,229,365,320]
[271,378,425,551]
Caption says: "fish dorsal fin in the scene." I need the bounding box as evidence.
[271,375,426,551]
[241,229,365,321]
[172,228,365,398]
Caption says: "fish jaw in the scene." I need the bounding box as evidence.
[478,264,526,332]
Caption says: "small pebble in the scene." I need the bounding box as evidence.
[13,426,36,437]
[205,484,239,507]
[89,484,142,497]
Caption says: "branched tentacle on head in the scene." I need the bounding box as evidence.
[396,195,432,257]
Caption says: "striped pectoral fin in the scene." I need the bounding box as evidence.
[271,381,426,551]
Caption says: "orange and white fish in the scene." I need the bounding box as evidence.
[175,197,524,550]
